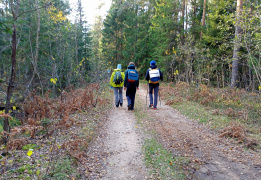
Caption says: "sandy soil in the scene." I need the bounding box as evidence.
[102,107,148,180]
[84,86,261,180]
[84,92,148,180]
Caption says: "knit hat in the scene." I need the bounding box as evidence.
[150,60,156,66]
[117,64,122,69]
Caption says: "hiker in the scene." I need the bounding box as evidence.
[145,60,163,110]
[124,62,139,111]
[110,64,125,107]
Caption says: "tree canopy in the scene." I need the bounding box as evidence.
[1,0,261,101]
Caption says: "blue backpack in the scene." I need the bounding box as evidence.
[127,69,139,83]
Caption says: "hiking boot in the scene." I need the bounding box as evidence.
[120,103,123,107]
[128,105,131,111]
[153,107,157,110]
[149,104,153,108]
[116,101,120,107]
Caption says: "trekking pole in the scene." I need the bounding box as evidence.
[146,83,148,106]
[159,87,161,106]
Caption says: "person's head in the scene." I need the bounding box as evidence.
[129,62,135,66]
[150,60,156,66]
[117,64,122,70]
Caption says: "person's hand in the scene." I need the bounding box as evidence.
[124,87,126,90]
[137,87,139,90]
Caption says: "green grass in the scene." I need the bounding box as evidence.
[134,96,157,136]
[173,100,232,130]
[43,156,80,179]
[160,82,261,147]
[143,139,187,180]
[22,144,41,150]
[0,116,22,133]
[134,92,188,179]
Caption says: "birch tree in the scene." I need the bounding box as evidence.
[231,0,243,88]
[27,0,42,94]
[200,0,207,40]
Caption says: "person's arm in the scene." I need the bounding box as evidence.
[124,70,128,87]
[121,72,125,87]
[159,69,163,81]
[110,72,114,86]
[137,71,139,88]
[145,69,150,81]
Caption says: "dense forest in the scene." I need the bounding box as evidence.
[0,0,261,179]
[102,0,260,89]
[0,0,260,130]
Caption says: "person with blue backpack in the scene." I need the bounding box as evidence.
[124,62,139,111]
[145,60,163,110]
[110,64,125,107]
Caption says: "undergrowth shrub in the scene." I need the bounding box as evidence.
[0,83,106,149]
[160,81,260,149]
[0,82,111,179]
[23,83,100,122]
[219,123,246,140]
[161,81,260,124]
[218,123,258,149]
[61,135,88,162]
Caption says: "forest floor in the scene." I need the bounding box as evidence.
[84,85,261,180]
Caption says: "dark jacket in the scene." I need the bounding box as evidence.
[124,64,139,88]
[145,64,163,83]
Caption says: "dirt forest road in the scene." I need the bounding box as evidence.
[85,85,261,180]
[84,90,148,180]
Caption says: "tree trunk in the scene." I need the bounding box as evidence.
[135,2,138,64]
[4,0,20,132]
[200,0,207,40]
[75,25,78,63]
[27,0,42,93]
[222,63,225,88]
[185,62,189,83]
[78,0,83,25]
[181,0,186,43]
[4,25,17,132]
[192,0,197,35]
[231,0,243,88]
[185,0,188,31]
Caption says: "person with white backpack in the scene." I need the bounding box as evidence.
[145,60,163,110]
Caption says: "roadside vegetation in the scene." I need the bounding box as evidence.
[160,81,260,150]
[133,81,260,179]
[0,82,112,179]
[134,93,194,180]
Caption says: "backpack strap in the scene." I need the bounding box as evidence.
[149,68,158,71]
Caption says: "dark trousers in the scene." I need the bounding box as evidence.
[126,85,136,110]
[149,84,159,108]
